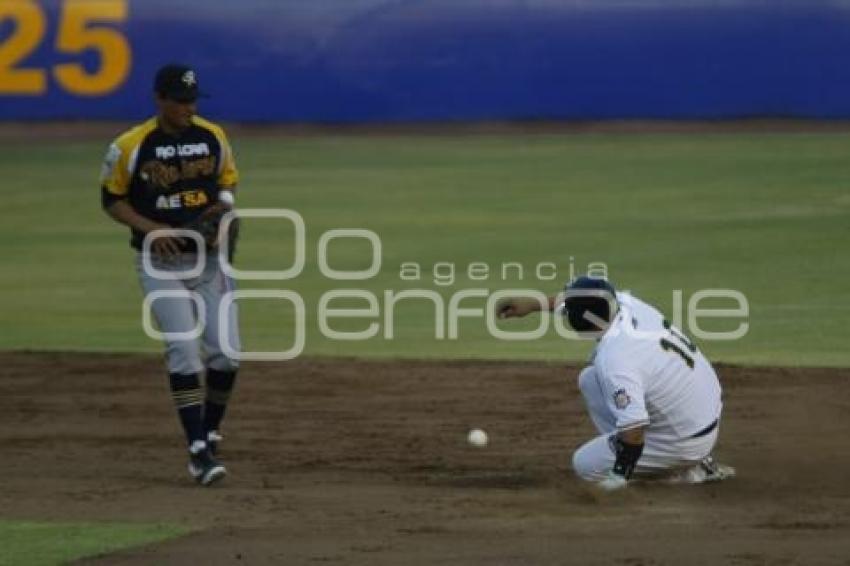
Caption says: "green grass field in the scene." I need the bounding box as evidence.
[0,521,189,565]
[0,128,847,563]
[1,130,847,366]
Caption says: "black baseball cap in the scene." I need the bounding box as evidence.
[561,276,618,333]
[154,64,207,102]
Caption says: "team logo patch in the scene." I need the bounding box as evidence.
[613,388,631,410]
[182,70,196,87]
[100,143,121,182]
[140,160,180,189]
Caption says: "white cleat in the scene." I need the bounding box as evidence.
[187,440,227,486]
[671,456,736,484]
[207,430,223,455]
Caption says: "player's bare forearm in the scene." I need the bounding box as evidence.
[496,295,558,319]
[105,199,183,256]
[105,199,164,234]
[618,426,645,446]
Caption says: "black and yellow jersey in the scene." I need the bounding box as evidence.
[100,115,238,250]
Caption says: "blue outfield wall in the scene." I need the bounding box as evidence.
[2,0,850,122]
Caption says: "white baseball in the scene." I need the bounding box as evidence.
[467,428,488,447]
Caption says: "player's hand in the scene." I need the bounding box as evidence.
[597,471,628,491]
[149,226,185,258]
[496,297,541,319]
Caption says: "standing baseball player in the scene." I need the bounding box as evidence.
[498,276,735,490]
[100,64,240,486]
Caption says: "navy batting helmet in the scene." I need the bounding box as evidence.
[561,276,618,333]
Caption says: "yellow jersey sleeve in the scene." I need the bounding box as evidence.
[100,140,131,196]
[217,130,239,188]
[100,119,157,196]
[192,116,239,189]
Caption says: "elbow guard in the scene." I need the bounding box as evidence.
[611,435,644,479]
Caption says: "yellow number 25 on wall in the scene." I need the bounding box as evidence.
[0,0,131,96]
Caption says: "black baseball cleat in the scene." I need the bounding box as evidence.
[187,441,226,486]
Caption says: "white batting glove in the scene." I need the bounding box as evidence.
[597,471,628,491]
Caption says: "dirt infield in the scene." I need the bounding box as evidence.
[0,353,848,565]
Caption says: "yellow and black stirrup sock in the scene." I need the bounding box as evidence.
[169,372,205,446]
[203,368,237,435]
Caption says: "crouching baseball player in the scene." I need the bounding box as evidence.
[498,276,735,490]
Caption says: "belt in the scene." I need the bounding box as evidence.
[690,418,718,439]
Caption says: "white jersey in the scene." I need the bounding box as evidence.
[590,293,722,439]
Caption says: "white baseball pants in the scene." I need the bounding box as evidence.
[135,252,240,375]
[572,366,718,481]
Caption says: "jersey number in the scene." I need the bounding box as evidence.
[659,320,697,369]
